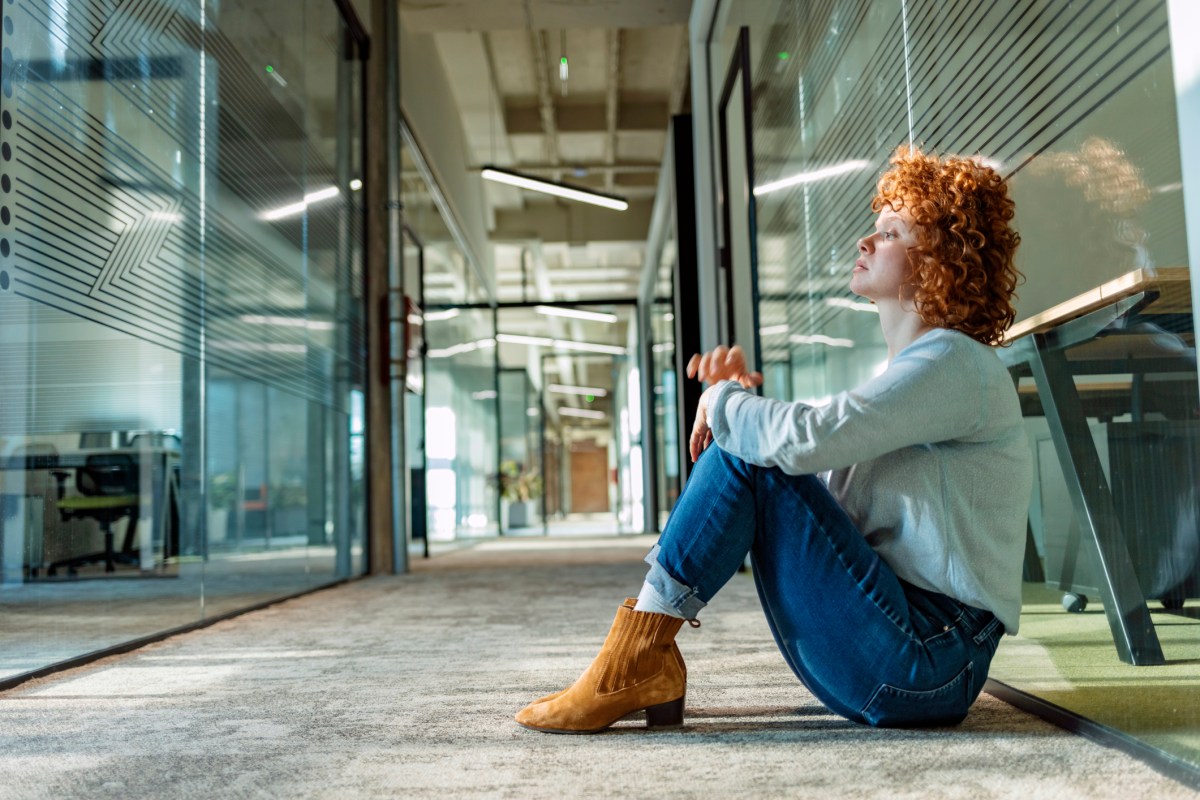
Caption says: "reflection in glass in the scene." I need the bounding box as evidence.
[0,0,367,684]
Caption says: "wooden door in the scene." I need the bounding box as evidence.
[569,448,609,513]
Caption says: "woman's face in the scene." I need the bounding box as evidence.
[851,205,919,304]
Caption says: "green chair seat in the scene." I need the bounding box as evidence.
[58,494,138,511]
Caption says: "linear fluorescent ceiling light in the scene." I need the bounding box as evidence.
[535,305,618,323]
[555,340,626,355]
[559,407,606,420]
[495,333,626,355]
[754,160,872,196]
[426,337,497,359]
[825,298,879,313]
[496,333,555,347]
[239,314,335,331]
[548,383,609,397]
[261,186,340,220]
[789,334,855,348]
[481,165,629,211]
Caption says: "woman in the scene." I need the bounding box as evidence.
[515,146,1031,733]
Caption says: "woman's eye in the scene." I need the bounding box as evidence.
[884,231,896,240]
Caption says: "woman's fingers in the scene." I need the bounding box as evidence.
[689,398,709,462]
[687,344,760,385]
[690,426,712,462]
[689,420,703,462]
[715,345,753,381]
[699,346,728,382]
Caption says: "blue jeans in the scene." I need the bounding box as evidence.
[645,445,1003,727]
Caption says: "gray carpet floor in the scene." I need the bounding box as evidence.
[2,535,1197,799]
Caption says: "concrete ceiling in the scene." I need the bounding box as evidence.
[400,0,690,306]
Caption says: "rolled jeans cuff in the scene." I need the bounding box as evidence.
[643,543,708,620]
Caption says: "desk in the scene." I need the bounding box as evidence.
[0,448,180,576]
[1001,267,1195,666]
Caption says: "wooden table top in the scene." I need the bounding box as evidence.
[1004,266,1192,342]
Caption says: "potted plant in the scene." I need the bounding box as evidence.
[207,472,237,542]
[497,460,542,529]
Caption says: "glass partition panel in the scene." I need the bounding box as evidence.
[732,0,1199,771]
[423,301,497,541]
[649,297,679,531]
[402,125,497,543]
[497,367,541,532]
[494,304,636,535]
[0,0,367,683]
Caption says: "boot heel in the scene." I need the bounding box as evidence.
[645,696,684,728]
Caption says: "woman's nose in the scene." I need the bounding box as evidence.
[857,234,871,254]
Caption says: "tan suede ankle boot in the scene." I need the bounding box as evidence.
[515,598,688,734]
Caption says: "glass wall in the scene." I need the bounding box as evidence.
[649,245,679,532]
[401,125,498,542]
[493,302,640,536]
[0,0,367,683]
[708,0,1199,773]
[497,366,541,532]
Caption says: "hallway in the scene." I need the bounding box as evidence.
[2,536,1194,799]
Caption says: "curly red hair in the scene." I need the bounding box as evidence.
[872,146,1022,346]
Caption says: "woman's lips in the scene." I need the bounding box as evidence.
[853,259,867,272]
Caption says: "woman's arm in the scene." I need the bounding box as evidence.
[706,337,990,474]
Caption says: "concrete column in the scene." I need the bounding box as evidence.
[365,0,397,573]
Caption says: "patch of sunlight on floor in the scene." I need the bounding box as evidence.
[471,534,658,552]
[991,581,1200,767]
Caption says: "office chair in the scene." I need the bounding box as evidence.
[49,453,141,577]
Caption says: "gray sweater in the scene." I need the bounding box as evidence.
[707,327,1033,633]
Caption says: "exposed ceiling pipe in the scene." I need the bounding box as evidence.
[523,0,561,183]
[605,29,621,194]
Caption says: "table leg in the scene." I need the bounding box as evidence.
[1023,521,1045,583]
[150,452,166,570]
[1010,365,1047,584]
[1029,336,1165,665]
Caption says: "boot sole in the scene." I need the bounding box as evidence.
[515,696,685,735]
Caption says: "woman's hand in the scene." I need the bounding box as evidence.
[686,344,763,389]
[689,385,722,463]
[686,345,761,462]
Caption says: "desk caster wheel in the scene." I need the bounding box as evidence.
[1062,593,1088,613]
[1161,596,1185,610]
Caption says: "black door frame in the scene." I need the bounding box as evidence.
[716,26,763,381]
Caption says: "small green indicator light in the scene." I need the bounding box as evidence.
[560,57,568,65]
[585,394,595,403]
[266,65,274,73]
[778,52,789,60]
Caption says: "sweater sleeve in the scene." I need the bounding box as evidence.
[707,336,988,475]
